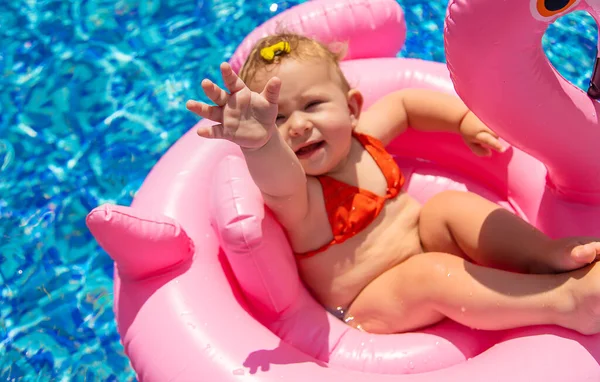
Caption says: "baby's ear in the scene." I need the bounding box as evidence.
[328,41,349,61]
[347,89,364,126]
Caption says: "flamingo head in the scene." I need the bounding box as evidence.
[530,0,600,98]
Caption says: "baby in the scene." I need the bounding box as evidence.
[187,33,600,334]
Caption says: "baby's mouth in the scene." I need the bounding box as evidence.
[295,141,325,157]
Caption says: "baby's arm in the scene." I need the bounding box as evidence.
[357,89,468,145]
[187,63,309,228]
[242,133,309,227]
[357,89,504,155]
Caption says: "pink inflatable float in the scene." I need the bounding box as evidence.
[86,0,600,380]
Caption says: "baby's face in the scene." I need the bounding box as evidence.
[248,58,361,176]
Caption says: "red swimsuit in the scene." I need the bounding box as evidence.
[295,132,405,258]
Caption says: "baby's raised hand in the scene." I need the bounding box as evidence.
[459,111,507,157]
[186,62,281,150]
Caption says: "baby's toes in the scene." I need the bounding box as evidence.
[572,242,600,263]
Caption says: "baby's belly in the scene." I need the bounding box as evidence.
[297,193,423,311]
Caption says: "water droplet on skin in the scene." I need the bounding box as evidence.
[461,306,466,313]
[447,272,451,277]
[435,341,440,345]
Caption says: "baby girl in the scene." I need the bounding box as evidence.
[186,33,600,334]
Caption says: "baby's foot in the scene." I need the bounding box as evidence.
[558,262,600,335]
[542,238,600,273]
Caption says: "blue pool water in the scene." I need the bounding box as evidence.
[1,0,597,380]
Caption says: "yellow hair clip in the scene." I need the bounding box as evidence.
[260,41,291,61]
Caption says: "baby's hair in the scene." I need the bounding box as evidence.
[238,32,351,90]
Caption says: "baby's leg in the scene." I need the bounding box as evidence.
[419,190,600,273]
[344,251,600,334]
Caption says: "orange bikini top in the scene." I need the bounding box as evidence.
[295,132,404,258]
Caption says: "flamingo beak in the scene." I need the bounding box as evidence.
[587,56,600,99]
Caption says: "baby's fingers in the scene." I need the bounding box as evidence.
[201,79,228,107]
[196,123,225,139]
[476,131,507,153]
[261,76,281,104]
[467,141,492,157]
[186,100,223,123]
[220,62,246,94]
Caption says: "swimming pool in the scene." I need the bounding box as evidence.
[1,0,597,380]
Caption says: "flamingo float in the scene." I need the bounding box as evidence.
[86,0,600,380]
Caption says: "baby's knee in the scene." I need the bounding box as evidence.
[419,191,463,250]
[420,191,461,224]
[422,190,467,213]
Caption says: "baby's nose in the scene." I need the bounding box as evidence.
[288,114,312,137]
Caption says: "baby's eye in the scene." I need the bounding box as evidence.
[305,101,323,110]
[275,114,286,123]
